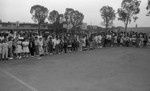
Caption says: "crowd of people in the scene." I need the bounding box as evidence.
[0,30,150,61]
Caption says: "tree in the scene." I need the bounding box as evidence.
[48,10,63,33]
[64,8,74,33]
[118,0,141,32]
[146,0,150,16]
[100,6,116,32]
[30,5,48,34]
[70,10,84,34]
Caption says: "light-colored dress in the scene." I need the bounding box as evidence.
[38,40,44,55]
[15,41,23,53]
[22,41,29,53]
[52,38,57,49]
[97,35,102,43]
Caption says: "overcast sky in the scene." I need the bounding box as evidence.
[0,0,149,27]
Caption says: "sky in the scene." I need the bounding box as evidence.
[0,0,149,27]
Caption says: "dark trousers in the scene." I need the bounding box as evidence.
[49,45,53,53]
[64,45,67,53]
[35,46,39,55]
[30,47,35,56]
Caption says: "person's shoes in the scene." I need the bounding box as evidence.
[37,57,41,59]
[19,56,22,59]
[9,57,13,60]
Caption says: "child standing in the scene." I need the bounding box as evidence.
[2,39,9,60]
[15,39,23,59]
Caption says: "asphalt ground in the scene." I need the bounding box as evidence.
[0,47,150,91]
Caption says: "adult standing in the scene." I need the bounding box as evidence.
[29,35,35,57]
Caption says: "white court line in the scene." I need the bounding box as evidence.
[0,68,38,91]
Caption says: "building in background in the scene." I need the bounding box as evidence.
[0,22,50,33]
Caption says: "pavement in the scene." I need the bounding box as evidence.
[0,47,150,91]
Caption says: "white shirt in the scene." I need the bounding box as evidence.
[56,39,60,45]
[52,38,57,46]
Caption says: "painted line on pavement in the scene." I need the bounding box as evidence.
[0,68,38,91]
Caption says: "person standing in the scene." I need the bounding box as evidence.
[55,37,60,54]
[144,35,148,47]
[29,36,35,57]
[63,37,68,53]
[8,37,13,59]
[147,36,150,48]
[114,35,118,47]
[15,39,23,59]
[2,39,9,60]
[48,37,53,55]
[79,36,83,51]
[34,36,39,57]
[38,37,44,56]
[97,34,103,48]
[52,36,57,54]
[22,38,30,57]
[43,37,48,55]
[0,39,2,60]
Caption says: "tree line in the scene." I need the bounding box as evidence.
[30,5,84,34]
[30,0,150,34]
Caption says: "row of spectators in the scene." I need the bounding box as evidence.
[0,30,150,60]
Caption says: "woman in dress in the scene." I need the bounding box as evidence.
[8,37,13,59]
[38,37,44,56]
[22,38,29,57]
[43,37,48,55]
[15,38,23,59]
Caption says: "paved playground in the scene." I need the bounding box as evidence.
[0,47,150,91]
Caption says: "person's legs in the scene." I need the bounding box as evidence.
[30,48,34,56]
[64,45,67,53]
[35,46,39,56]
[0,53,2,61]
[2,50,5,60]
[9,47,13,59]
[6,49,8,60]
[50,45,53,54]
